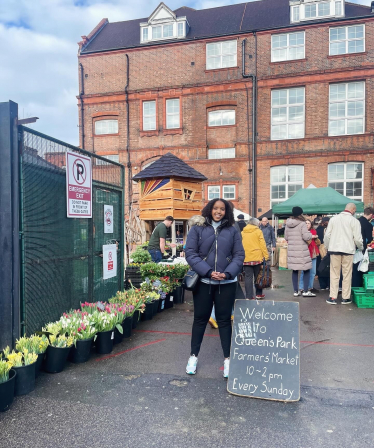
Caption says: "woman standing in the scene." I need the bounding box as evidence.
[299,219,319,293]
[285,207,315,298]
[185,199,244,378]
[242,218,269,300]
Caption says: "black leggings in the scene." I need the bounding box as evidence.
[191,281,237,358]
[292,270,310,292]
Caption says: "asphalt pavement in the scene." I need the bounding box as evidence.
[1,269,373,448]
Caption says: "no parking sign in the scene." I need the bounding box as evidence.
[103,244,117,280]
[66,151,92,218]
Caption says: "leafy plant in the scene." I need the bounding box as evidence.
[16,335,49,355]
[0,355,12,384]
[131,246,152,264]
[42,321,63,335]
[4,347,38,367]
[48,334,74,348]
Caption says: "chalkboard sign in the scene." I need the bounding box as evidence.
[227,300,300,402]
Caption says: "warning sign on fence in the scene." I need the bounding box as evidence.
[104,205,114,233]
[66,151,92,218]
[103,244,117,280]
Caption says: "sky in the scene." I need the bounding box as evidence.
[0,0,371,146]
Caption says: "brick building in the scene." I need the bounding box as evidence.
[77,0,374,218]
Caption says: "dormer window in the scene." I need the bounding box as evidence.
[290,0,345,23]
[140,2,189,43]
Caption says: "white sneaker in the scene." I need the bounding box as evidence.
[186,355,198,375]
[294,291,300,297]
[302,291,316,297]
[223,359,230,378]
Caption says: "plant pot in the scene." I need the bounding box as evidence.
[173,286,184,304]
[0,369,16,412]
[141,303,154,321]
[132,310,140,329]
[13,362,36,396]
[152,299,159,316]
[122,316,133,338]
[164,293,174,309]
[44,345,71,373]
[95,329,114,355]
[113,324,124,345]
[35,352,45,377]
[158,297,166,313]
[70,338,93,364]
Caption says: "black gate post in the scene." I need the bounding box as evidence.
[0,101,20,348]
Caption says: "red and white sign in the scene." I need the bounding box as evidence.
[104,205,114,234]
[103,244,117,280]
[66,151,92,218]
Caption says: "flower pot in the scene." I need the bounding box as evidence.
[152,299,159,316]
[44,345,71,373]
[113,324,124,345]
[0,369,16,412]
[13,362,36,396]
[35,353,45,378]
[158,297,166,313]
[141,303,154,321]
[70,338,93,364]
[132,310,140,329]
[173,286,184,304]
[95,329,114,355]
[122,316,133,338]
[164,293,174,309]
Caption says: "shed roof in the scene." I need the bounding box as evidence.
[132,152,207,181]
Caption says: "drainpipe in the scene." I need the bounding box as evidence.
[125,54,132,207]
[79,63,85,149]
[242,36,257,217]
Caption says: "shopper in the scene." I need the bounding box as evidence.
[237,214,247,232]
[299,219,319,293]
[352,207,374,287]
[285,206,315,298]
[324,203,363,305]
[184,198,244,378]
[242,217,269,299]
[316,217,330,290]
[260,217,276,261]
[147,216,174,262]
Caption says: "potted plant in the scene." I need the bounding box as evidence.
[64,311,97,363]
[43,334,74,373]
[93,308,120,354]
[4,347,37,396]
[108,304,127,344]
[142,291,160,321]
[16,335,49,377]
[0,355,16,412]
[109,289,145,336]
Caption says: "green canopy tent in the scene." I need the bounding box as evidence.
[272,187,364,216]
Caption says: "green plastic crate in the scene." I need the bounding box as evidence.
[363,273,374,290]
[368,251,374,262]
[351,287,374,309]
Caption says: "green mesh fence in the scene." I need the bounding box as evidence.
[19,127,124,336]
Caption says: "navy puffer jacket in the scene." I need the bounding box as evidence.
[185,216,245,279]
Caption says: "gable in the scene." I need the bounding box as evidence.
[148,2,176,24]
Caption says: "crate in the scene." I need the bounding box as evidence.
[363,273,374,290]
[351,287,374,309]
[368,250,374,262]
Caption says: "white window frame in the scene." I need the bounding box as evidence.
[96,154,120,166]
[271,87,305,140]
[140,20,187,43]
[143,100,156,131]
[94,120,118,135]
[207,186,220,200]
[271,31,305,62]
[270,165,304,207]
[328,162,364,201]
[222,185,236,200]
[208,148,236,159]
[166,98,180,129]
[329,24,365,56]
[142,27,148,42]
[208,110,235,127]
[206,40,237,70]
[328,81,365,136]
[177,22,184,37]
[291,1,345,23]
[152,25,162,39]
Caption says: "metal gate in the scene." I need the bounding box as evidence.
[19,126,125,335]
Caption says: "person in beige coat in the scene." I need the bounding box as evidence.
[285,206,315,297]
[324,203,363,305]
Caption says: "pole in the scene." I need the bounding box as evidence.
[171,221,176,257]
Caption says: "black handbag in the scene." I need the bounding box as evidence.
[182,235,218,291]
[317,254,330,277]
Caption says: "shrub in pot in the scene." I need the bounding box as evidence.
[3,347,37,396]
[93,308,121,355]
[0,356,16,412]
[141,291,159,321]
[108,304,127,345]
[16,335,49,377]
[44,334,74,374]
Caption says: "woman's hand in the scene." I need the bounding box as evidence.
[312,235,318,239]
[211,271,226,281]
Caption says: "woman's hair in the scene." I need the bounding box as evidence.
[248,217,259,226]
[202,198,235,226]
[291,215,305,221]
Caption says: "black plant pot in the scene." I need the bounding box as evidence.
[44,345,71,373]
[70,338,93,364]
[141,303,154,321]
[13,362,36,396]
[0,369,16,412]
[152,299,159,316]
[158,297,166,313]
[113,324,124,345]
[95,330,114,355]
[132,310,140,329]
[173,286,184,304]
[35,353,45,377]
[164,293,174,309]
[122,317,133,338]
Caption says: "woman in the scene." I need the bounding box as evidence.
[242,217,269,300]
[299,219,319,293]
[185,198,244,378]
[284,207,315,298]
